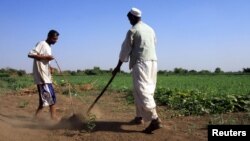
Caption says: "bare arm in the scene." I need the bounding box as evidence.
[28,54,54,61]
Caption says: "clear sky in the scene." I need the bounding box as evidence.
[0,0,249,73]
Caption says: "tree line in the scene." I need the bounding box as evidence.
[1,67,250,77]
[158,67,250,75]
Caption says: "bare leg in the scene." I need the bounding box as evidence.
[50,104,58,121]
[34,85,43,119]
[34,105,43,119]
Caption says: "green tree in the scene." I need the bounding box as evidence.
[243,68,250,73]
[214,67,223,74]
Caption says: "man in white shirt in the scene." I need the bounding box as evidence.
[112,8,163,134]
[28,30,59,121]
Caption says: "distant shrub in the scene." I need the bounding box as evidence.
[0,73,10,77]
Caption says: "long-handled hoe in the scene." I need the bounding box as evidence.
[54,59,117,131]
[86,71,118,114]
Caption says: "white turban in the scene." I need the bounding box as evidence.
[130,7,142,17]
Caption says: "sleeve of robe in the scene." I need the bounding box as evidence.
[119,29,134,62]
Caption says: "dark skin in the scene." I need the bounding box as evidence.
[112,13,141,75]
[127,12,141,26]
[28,34,58,61]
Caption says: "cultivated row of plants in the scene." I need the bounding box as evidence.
[1,74,249,116]
[154,88,250,115]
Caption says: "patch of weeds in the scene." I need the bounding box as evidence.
[208,114,225,124]
[86,113,96,132]
[18,100,29,108]
[118,86,130,93]
[173,124,177,131]
[124,91,134,104]
[187,123,197,134]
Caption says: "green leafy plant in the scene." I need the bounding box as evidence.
[18,100,29,108]
[86,113,96,132]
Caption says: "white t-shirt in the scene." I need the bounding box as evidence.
[28,41,52,84]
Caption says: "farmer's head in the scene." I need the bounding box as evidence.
[127,7,141,26]
[47,29,59,45]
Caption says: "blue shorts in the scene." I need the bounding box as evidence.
[37,83,56,107]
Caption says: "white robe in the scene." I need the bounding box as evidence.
[132,60,158,121]
[119,21,158,121]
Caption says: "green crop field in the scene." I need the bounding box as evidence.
[1,74,249,116]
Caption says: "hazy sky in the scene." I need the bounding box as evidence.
[0,0,249,73]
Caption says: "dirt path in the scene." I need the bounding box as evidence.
[0,91,247,141]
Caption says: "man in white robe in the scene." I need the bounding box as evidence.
[113,7,163,134]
